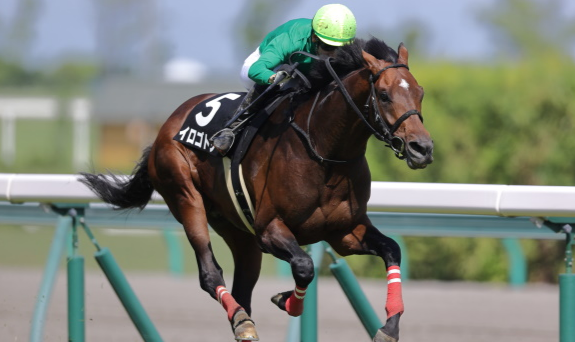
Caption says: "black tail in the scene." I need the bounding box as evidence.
[79,146,154,210]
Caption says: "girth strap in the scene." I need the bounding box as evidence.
[228,93,292,232]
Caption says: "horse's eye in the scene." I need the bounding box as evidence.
[380,92,391,102]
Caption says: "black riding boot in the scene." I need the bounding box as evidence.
[211,86,261,155]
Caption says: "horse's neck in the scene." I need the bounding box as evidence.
[309,70,372,160]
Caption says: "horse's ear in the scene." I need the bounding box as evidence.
[397,42,409,66]
[362,50,379,71]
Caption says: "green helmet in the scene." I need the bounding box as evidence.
[312,4,356,46]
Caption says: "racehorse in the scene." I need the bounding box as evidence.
[80,37,433,342]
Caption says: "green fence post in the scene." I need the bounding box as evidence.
[560,225,574,342]
[74,212,163,342]
[67,256,85,341]
[30,215,71,342]
[95,247,163,342]
[501,238,527,287]
[285,316,301,342]
[67,209,85,342]
[324,244,382,339]
[300,243,324,342]
[560,274,575,342]
[277,259,292,279]
[162,230,184,277]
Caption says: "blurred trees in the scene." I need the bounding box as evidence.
[0,0,169,89]
[478,0,575,60]
[0,0,97,92]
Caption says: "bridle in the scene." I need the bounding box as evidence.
[323,58,424,160]
[364,64,423,159]
[289,51,423,162]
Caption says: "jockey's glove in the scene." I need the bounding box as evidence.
[269,71,291,88]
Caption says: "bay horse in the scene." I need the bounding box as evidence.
[80,37,433,342]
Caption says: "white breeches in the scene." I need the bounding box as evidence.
[240,48,261,90]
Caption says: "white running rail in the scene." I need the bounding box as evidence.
[1,173,574,217]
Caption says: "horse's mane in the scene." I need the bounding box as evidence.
[307,37,399,91]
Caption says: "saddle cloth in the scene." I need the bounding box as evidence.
[173,92,246,156]
[173,90,294,234]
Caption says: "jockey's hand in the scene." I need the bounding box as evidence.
[269,71,290,88]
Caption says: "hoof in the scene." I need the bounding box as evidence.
[232,310,259,341]
[373,330,398,342]
[270,290,291,311]
[271,290,304,317]
[373,313,401,342]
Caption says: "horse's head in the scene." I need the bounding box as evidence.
[362,44,433,169]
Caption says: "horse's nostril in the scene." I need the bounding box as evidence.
[408,140,433,157]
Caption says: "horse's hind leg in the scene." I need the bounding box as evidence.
[258,218,315,317]
[149,154,258,340]
[326,222,403,342]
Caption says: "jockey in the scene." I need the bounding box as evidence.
[211,3,357,155]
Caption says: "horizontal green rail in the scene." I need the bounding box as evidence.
[0,202,565,239]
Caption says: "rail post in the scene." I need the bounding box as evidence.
[300,243,325,342]
[537,219,575,342]
[76,215,164,342]
[559,225,574,342]
[67,208,85,341]
[324,243,383,339]
[29,215,70,342]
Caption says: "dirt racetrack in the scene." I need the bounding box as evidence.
[0,267,558,342]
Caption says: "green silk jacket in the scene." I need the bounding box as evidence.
[248,18,318,85]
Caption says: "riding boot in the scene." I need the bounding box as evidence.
[211,86,261,155]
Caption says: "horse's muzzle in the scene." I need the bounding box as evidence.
[405,138,434,169]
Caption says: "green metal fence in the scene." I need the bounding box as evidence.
[0,202,573,342]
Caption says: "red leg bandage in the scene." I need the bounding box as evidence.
[216,286,243,321]
[285,285,307,317]
[385,266,404,319]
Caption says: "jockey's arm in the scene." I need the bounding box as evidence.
[248,35,291,85]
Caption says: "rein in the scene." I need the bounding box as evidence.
[288,51,423,162]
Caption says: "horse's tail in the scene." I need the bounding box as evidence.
[79,146,154,210]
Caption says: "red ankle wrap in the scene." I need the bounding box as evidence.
[385,266,404,319]
[285,285,306,317]
[216,286,242,321]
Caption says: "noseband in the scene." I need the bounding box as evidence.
[288,51,424,162]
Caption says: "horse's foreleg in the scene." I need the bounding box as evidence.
[327,223,403,342]
[218,229,262,341]
[178,206,259,340]
[259,218,314,317]
[213,221,263,316]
